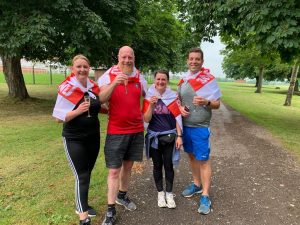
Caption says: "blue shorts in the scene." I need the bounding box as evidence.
[182,126,211,161]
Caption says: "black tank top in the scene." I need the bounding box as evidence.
[62,93,101,139]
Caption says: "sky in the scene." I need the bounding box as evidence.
[200,36,226,78]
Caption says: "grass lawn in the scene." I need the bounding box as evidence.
[219,82,300,160]
[0,84,108,225]
[0,72,68,85]
[0,72,154,86]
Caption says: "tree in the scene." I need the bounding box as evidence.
[284,63,299,106]
[222,62,255,81]
[178,0,300,105]
[0,0,137,99]
[131,0,197,72]
[222,47,291,90]
[82,0,139,67]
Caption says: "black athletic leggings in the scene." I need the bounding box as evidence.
[150,140,174,192]
[63,135,100,213]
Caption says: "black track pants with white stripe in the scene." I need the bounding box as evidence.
[63,136,100,213]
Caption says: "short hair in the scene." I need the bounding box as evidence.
[154,69,169,81]
[187,48,204,60]
[72,54,90,66]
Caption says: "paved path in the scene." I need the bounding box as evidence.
[96,103,300,225]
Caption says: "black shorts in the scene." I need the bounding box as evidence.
[104,132,144,168]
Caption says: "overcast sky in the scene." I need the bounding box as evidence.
[200,36,226,78]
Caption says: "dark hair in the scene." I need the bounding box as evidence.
[187,48,204,60]
[154,69,169,80]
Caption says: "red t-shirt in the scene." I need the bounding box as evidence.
[107,75,144,134]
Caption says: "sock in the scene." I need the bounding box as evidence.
[118,190,127,199]
[108,204,115,211]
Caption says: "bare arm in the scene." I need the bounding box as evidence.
[175,121,183,149]
[64,102,90,122]
[143,96,158,123]
[208,99,220,109]
[99,74,128,103]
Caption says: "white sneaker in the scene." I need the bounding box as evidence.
[166,192,176,209]
[157,191,167,208]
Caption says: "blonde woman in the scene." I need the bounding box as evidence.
[53,55,101,225]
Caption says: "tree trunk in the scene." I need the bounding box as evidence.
[294,79,299,92]
[284,64,299,106]
[255,76,259,87]
[255,67,264,93]
[32,64,35,84]
[1,55,29,100]
[49,62,53,85]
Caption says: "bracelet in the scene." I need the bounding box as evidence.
[206,100,211,106]
[177,134,182,137]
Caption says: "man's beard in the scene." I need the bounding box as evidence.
[119,64,133,75]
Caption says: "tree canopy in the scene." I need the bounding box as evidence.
[0,0,195,99]
[4,0,298,101]
[0,0,140,65]
[132,0,196,72]
[179,0,299,104]
[178,0,300,59]
[222,47,290,81]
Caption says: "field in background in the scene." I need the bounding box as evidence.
[0,72,154,85]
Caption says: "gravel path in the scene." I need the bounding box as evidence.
[96,103,300,225]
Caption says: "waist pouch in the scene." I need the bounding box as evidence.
[158,133,176,145]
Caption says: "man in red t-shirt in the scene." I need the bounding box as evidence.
[98,46,147,225]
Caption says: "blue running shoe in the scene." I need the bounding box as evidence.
[181,183,203,197]
[198,195,211,215]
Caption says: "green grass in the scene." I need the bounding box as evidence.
[219,82,300,160]
[0,72,68,85]
[0,84,108,225]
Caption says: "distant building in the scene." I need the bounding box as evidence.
[0,59,104,78]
